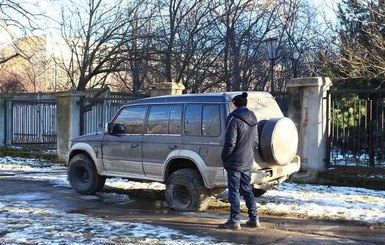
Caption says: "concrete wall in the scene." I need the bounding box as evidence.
[287,77,332,178]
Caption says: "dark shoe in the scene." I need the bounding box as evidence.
[245,219,261,228]
[218,220,241,230]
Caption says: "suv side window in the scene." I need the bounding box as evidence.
[202,105,221,136]
[114,106,147,134]
[169,105,183,134]
[146,105,182,134]
[185,104,221,136]
[185,105,202,136]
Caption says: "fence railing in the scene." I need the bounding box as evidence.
[80,91,146,135]
[4,90,144,147]
[327,89,385,168]
[11,99,57,145]
[4,92,58,147]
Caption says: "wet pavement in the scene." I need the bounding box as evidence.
[0,172,384,244]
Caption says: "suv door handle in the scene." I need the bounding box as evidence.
[169,145,177,150]
[131,144,140,148]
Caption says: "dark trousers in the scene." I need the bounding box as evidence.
[226,169,258,223]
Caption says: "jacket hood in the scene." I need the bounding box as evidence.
[232,107,258,127]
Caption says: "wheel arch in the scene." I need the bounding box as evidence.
[164,150,210,188]
[165,158,198,178]
[68,143,105,175]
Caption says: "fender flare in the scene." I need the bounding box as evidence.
[68,143,106,175]
[163,149,218,189]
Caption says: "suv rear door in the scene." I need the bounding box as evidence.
[142,104,183,180]
[182,103,224,168]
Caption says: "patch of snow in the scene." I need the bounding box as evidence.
[1,155,385,244]
[0,198,229,244]
[258,182,385,224]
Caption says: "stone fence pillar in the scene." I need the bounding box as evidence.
[56,90,84,162]
[287,77,332,178]
[0,95,14,147]
[150,81,185,97]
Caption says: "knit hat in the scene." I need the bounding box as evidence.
[232,92,248,107]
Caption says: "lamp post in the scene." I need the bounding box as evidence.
[264,37,278,93]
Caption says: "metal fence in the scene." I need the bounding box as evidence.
[6,93,57,147]
[5,91,144,147]
[80,92,145,135]
[327,89,385,168]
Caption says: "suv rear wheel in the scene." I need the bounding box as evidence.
[165,169,208,212]
[68,153,106,194]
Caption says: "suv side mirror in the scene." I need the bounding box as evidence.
[112,123,126,134]
[106,122,126,134]
[106,122,114,133]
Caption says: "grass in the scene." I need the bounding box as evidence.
[292,166,385,191]
[0,147,59,163]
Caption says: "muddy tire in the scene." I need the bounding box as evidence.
[259,117,298,165]
[252,188,267,197]
[68,153,106,194]
[165,169,208,212]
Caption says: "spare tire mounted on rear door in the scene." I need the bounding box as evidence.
[259,117,298,165]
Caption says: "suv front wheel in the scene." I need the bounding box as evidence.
[68,153,106,194]
[165,169,208,212]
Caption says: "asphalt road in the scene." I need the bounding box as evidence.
[0,172,384,245]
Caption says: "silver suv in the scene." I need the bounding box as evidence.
[67,92,300,211]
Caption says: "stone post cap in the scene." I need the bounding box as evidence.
[56,89,85,98]
[153,81,185,90]
[151,81,185,96]
[287,77,332,88]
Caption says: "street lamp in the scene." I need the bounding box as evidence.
[264,37,278,93]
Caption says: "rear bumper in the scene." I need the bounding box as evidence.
[251,155,301,189]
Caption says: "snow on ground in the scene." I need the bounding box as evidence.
[1,156,385,244]
[0,157,232,245]
[258,183,385,224]
[0,200,229,245]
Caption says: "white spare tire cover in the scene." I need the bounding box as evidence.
[259,117,298,165]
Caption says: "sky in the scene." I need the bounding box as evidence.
[0,0,341,48]
[311,0,339,23]
[0,155,384,244]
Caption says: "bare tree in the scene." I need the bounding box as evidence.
[150,0,210,84]
[0,74,26,93]
[0,0,335,94]
[147,0,331,93]
[54,0,149,91]
[319,0,385,87]
[0,1,56,93]
[155,0,231,93]
[275,0,327,90]
[209,0,286,92]
[122,1,159,94]
[0,0,41,64]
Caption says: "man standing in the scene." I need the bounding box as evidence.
[219,92,260,230]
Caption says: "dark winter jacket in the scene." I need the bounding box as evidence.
[221,107,258,172]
